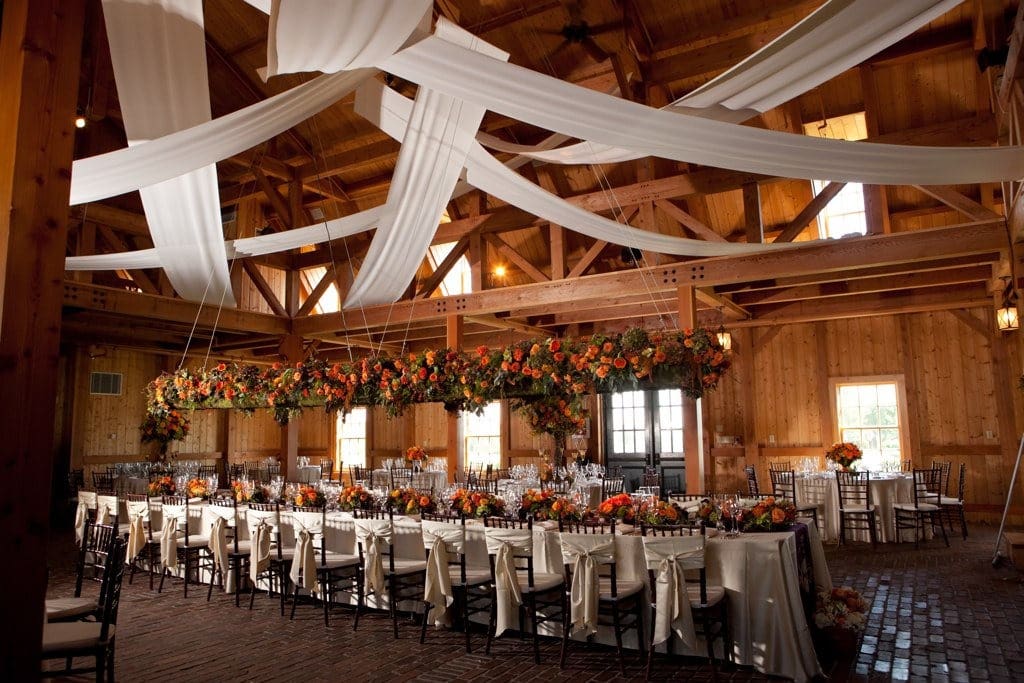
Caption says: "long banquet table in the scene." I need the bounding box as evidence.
[149,501,826,682]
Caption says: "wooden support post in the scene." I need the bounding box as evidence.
[678,286,704,493]
[743,182,763,243]
[738,328,760,471]
[446,314,463,482]
[0,1,85,676]
[860,65,892,235]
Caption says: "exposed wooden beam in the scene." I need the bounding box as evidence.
[567,239,609,278]
[773,182,846,243]
[948,308,993,337]
[295,221,1006,336]
[743,182,763,243]
[868,23,973,68]
[241,261,288,317]
[63,281,289,335]
[484,233,549,283]
[95,225,159,294]
[913,185,1003,222]
[418,233,471,298]
[295,265,338,318]
[465,314,548,338]
[253,167,293,228]
[72,204,149,236]
[696,287,750,320]
[654,199,726,242]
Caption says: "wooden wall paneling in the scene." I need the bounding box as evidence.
[412,402,448,450]
[370,408,407,451]
[815,322,832,447]
[297,410,332,449]
[167,408,221,457]
[228,410,280,461]
[897,315,924,468]
[80,349,160,459]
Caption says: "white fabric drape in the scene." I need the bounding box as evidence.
[125,500,150,561]
[355,518,394,596]
[290,529,319,592]
[264,0,431,78]
[641,535,701,648]
[343,20,507,308]
[102,0,235,306]
[159,506,185,570]
[478,0,962,165]
[249,521,273,584]
[208,515,229,580]
[560,533,616,637]
[421,520,464,627]
[74,491,97,546]
[358,81,775,257]
[379,36,1024,184]
[96,495,117,525]
[70,69,374,206]
[484,527,532,637]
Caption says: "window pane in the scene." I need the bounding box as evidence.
[878,405,898,426]
[860,405,880,426]
[858,385,877,405]
[839,405,860,427]
[839,385,859,406]
[880,428,900,449]
[877,384,897,405]
[613,432,623,453]
[841,428,860,443]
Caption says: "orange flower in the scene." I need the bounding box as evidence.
[613,357,627,370]
[771,507,787,524]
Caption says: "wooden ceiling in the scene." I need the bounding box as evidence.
[63,0,1024,361]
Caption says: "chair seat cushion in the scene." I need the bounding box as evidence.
[598,577,644,600]
[41,622,113,653]
[179,535,210,548]
[687,584,726,608]
[453,567,492,586]
[940,497,963,506]
[320,551,360,569]
[796,504,818,513]
[390,559,428,576]
[518,571,564,593]
[894,503,939,512]
[45,597,98,622]
[227,540,252,555]
[839,505,874,513]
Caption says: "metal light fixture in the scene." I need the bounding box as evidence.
[997,276,1020,332]
[997,304,1019,331]
[716,330,732,350]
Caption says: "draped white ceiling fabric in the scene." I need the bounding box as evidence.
[102,0,235,306]
[477,0,963,164]
[380,36,1024,184]
[69,68,374,205]
[343,19,509,308]
[358,81,776,257]
[263,0,431,78]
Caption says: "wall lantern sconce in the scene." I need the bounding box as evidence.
[997,276,1019,332]
[716,330,733,350]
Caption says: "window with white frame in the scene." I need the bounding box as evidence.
[803,112,868,239]
[832,379,905,472]
[464,401,502,469]
[609,390,648,454]
[336,407,367,469]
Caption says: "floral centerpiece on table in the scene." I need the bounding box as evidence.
[186,478,209,499]
[814,586,868,632]
[248,485,273,504]
[338,484,373,511]
[386,487,437,516]
[405,446,427,464]
[598,493,636,524]
[696,499,721,524]
[295,485,326,508]
[520,488,581,521]
[826,442,863,471]
[147,476,176,497]
[449,488,505,518]
[741,496,797,532]
[230,480,251,503]
[538,462,554,483]
[637,500,686,526]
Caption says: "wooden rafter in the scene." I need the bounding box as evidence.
[296,265,339,317]
[241,261,288,317]
[95,225,158,294]
[418,233,472,298]
[483,233,549,283]
[654,199,726,242]
[913,185,1003,222]
[773,182,846,243]
[696,288,750,320]
[465,314,549,337]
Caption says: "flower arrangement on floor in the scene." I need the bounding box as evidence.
[637,500,686,526]
[294,485,326,508]
[826,442,863,471]
[740,496,797,532]
[405,446,427,464]
[449,488,505,518]
[597,493,636,524]
[814,586,868,632]
[338,484,373,511]
[147,476,176,497]
[186,478,209,499]
[386,487,436,515]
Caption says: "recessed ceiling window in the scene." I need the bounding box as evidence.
[803,112,868,239]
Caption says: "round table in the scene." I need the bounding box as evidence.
[795,472,915,543]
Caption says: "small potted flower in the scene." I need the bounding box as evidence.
[825,442,863,472]
[813,586,868,673]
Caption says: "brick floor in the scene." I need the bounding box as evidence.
[43,524,1024,682]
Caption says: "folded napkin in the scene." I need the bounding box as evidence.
[560,534,615,636]
[290,529,319,593]
[249,522,272,585]
[642,535,700,648]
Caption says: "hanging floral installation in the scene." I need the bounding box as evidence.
[145,328,731,445]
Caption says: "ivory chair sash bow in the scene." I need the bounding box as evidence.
[559,534,616,636]
[207,516,229,588]
[249,521,272,585]
[159,506,185,572]
[290,510,326,594]
[421,520,464,626]
[75,491,98,546]
[640,535,699,649]
[354,518,394,596]
[95,494,118,527]
[125,499,149,563]
[483,526,530,637]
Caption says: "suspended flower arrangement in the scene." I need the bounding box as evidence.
[145,328,731,445]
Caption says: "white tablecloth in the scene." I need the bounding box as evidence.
[796,473,915,543]
[295,466,321,484]
[372,469,448,493]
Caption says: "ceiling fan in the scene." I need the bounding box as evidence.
[536,0,623,64]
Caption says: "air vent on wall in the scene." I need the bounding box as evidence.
[90,372,123,396]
